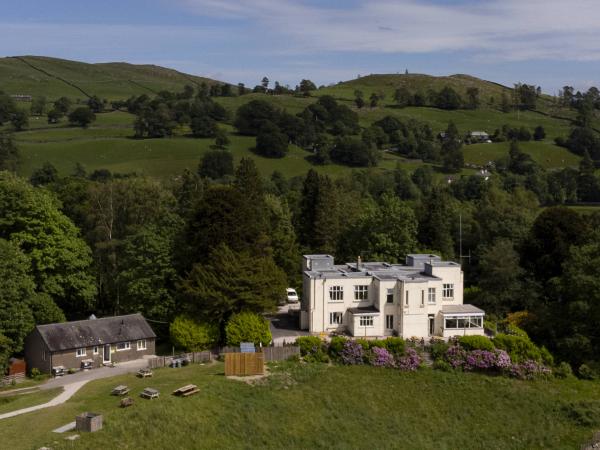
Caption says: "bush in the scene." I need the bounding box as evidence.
[383,337,405,355]
[554,361,573,379]
[341,341,364,365]
[296,336,329,363]
[225,311,272,346]
[578,364,597,380]
[170,316,220,351]
[355,339,371,351]
[509,360,552,380]
[29,367,42,380]
[68,106,96,128]
[492,334,543,363]
[397,348,421,371]
[328,336,348,360]
[458,335,494,351]
[433,359,452,372]
[368,339,387,349]
[429,340,450,360]
[369,347,395,368]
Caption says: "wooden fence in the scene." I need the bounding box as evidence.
[146,346,299,369]
[224,353,265,376]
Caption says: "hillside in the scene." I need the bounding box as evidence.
[0,57,588,179]
[0,362,599,449]
[0,55,224,101]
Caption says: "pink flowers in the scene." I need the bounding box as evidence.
[340,341,421,370]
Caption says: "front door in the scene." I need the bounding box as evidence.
[103,344,111,363]
[428,315,435,336]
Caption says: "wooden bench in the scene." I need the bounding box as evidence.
[120,397,134,408]
[137,368,153,378]
[111,385,130,396]
[140,388,159,400]
[172,384,199,397]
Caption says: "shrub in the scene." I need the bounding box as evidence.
[355,339,371,351]
[578,364,597,380]
[397,348,421,371]
[433,359,452,372]
[492,334,543,363]
[444,346,511,372]
[554,362,573,379]
[341,341,364,365]
[170,316,220,351]
[225,311,272,346]
[383,337,405,355]
[368,339,386,349]
[458,335,494,351]
[328,336,348,360]
[429,340,450,360]
[509,360,552,380]
[296,336,329,363]
[370,347,395,368]
[539,346,555,366]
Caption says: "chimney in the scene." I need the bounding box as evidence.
[357,255,362,270]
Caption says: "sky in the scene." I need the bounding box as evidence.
[1,0,600,93]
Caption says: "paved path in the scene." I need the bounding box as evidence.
[269,304,309,345]
[0,358,151,420]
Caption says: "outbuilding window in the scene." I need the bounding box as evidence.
[116,342,131,351]
[76,348,86,357]
[93,346,99,355]
[137,339,147,351]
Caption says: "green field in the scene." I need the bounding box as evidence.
[0,56,222,102]
[0,362,598,449]
[0,57,588,179]
[0,388,61,415]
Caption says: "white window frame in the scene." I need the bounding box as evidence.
[93,346,99,355]
[76,348,86,358]
[137,339,147,351]
[359,316,374,327]
[385,315,394,329]
[443,284,454,299]
[116,342,131,351]
[329,286,344,302]
[329,312,343,325]
[354,285,369,301]
[386,288,394,304]
[444,315,483,329]
[428,287,436,304]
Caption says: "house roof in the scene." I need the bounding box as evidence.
[348,306,380,316]
[441,304,485,316]
[36,314,156,352]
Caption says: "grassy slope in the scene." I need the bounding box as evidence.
[0,363,598,449]
[0,56,222,101]
[0,388,61,415]
[1,60,586,178]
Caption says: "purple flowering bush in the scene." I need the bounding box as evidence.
[341,340,364,365]
[396,348,421,371]
[443,344,550,379]
[370,347,396,368]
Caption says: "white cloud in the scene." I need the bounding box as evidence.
[178,0,600,61]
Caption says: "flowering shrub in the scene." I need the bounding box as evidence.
[341,340,364,365]
[509,360,551,380]
[397,348,421,371]
[445,346,512,372]
[370,347,395,368]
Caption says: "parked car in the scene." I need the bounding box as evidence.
[286,288,299,303]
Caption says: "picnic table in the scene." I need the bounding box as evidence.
[172,384,200,397]
[137,368,153,378]
[140,388,160,400]
[111,385,130,396]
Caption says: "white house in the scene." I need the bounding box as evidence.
[300,254,485,339]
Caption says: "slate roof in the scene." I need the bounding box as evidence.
[441,304,485,315]
[36,314,156,352]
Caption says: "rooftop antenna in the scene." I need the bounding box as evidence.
[459,214,471,266]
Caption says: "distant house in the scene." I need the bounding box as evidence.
[10,94,32,102]
[24,314,156,374]
[467,131,490,142]
[300,254,485,339]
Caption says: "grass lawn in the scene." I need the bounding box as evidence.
[0,388,62,415]
[0,362,598,449]
[463,141,581,169]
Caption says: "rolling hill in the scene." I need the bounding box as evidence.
[0,56,587,180]
[0,55,224,101]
